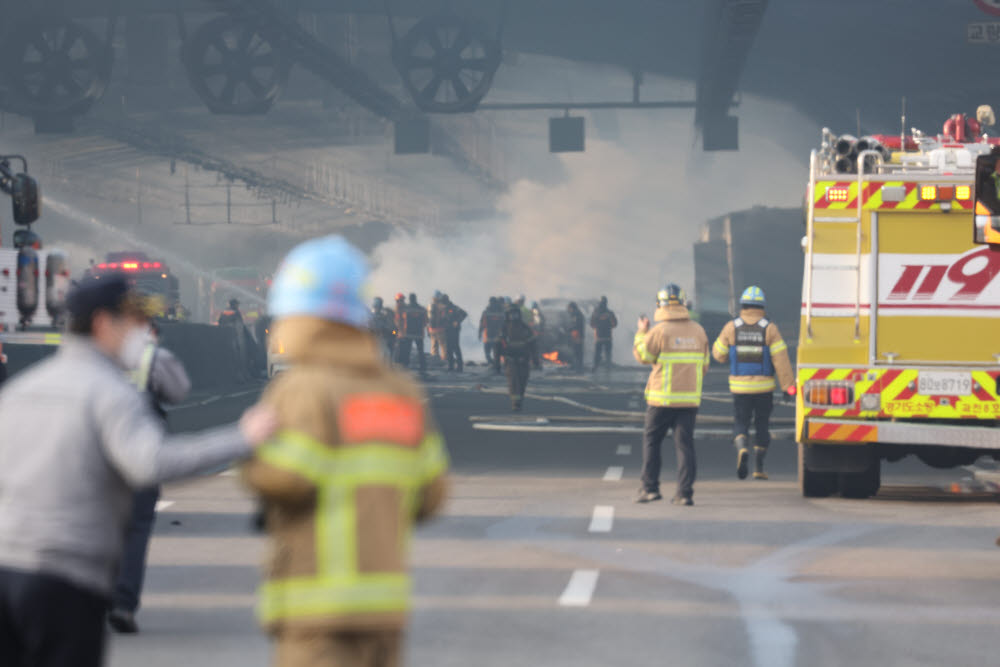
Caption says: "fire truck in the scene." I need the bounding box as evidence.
[797,125,1000,498]
[86,252,180,317]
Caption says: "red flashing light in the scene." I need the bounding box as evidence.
[830,387,850,405]
[152,262,162,269]
[142,262,152,269]
[122,262,139,270]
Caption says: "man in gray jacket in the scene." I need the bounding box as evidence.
[0,275,276,667]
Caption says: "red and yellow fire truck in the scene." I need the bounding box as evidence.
[797,127,1000,498]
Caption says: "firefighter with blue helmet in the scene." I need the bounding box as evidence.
[712,285,795,480]
[244,235,448,666]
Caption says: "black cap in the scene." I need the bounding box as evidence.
[67,274,131,321]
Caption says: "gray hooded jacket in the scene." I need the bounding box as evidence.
[0,336,252,595]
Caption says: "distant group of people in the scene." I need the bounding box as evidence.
[371,292,621,411]
[369,292,467,373]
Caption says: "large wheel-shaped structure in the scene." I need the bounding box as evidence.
[183,15,291,115]
[1,18,111,116]
[393,13,501,113]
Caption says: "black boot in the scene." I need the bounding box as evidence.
[753,446,768,480]
[735,434,749,480]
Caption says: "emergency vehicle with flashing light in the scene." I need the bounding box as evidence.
[797,123,1000,498]
[86,252,180,318]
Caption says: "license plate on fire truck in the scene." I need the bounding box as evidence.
[918,371,972,396]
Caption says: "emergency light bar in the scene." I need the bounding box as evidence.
[95,261,163,272]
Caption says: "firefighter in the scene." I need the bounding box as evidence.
[590,295,618,371]
[217,297,243,327]
[515,295,532,323]
[496,305,539,412]
[566,301,585,372]
[370,296,397,361]
[243,235,448,667]
[427,290,447,362]
[442,294,467,372]
[395,293,427,372]
[219,297,250,381]
[479,297,504,368]
[633,285,709,506]
[530,301,545,368]
[712,286,795,481]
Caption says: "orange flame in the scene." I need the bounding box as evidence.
[542,351,566,365]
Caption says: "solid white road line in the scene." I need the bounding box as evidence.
[616,444,631,456]
[588,506,615,533]
[603,466,624,481]
[559,569,600,607]
[155,501,175,512]
[218,469,239,477]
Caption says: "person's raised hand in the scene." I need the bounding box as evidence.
[240,404,279,447]
[637,315,651,334]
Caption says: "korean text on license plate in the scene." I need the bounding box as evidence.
[918,371,972,396]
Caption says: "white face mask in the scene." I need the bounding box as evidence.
[118,326,150,370]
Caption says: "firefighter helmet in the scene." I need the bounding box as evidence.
[269,235,370,328]
[657,284,685,307]
[739,285,766,308]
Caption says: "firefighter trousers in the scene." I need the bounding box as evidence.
[732,392,773,449]
[593,340,612,370]
[445,330,463,371]
[640,406,698,500]
[429,330,446,361]
[504,357,531,401]
[273,630,402,667]
[394,338,426,371]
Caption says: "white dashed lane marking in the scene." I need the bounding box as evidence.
[616,444,631,456]
[602,466,624,481]
[588,506,615,533]
[155,501,175,512]
[559,570,600,607]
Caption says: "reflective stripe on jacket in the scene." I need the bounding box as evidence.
[242,317,449,633]
[633,305,709,408]
[711,309,794,394]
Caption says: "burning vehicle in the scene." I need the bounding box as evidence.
[535,297,598,366]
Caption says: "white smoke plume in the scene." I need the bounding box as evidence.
[369,86,820,361]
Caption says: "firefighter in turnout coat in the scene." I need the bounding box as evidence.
[712,286,795,481]
[242,236,449,667]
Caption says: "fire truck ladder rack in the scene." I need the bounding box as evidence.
[804,149,883,341]
[201,0,417,122]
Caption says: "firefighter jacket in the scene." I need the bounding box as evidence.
[400,303,427,340]
[633,305,709,408]
[589,307,618,341]
[218,309,243,327]
[498,319,537,362]
[427,300,447,333]
[444,303,467,331]
[712,308,794,394]
[243,316,449,634]
[479,308,504,343]
[567,309,585,344]
[370,307,396,339]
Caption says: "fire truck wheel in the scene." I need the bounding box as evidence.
[837,459,881,499]
[798,443,837,498]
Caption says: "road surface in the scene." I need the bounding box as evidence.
[109,365,1000,667]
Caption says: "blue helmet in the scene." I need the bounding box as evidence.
[740,285,766,308]
[269,235,370,328]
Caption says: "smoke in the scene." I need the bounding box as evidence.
[369,84,819,361]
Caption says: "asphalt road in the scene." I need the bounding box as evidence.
[108,364,1000,667]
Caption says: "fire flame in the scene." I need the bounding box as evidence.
[542,351,567,365]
